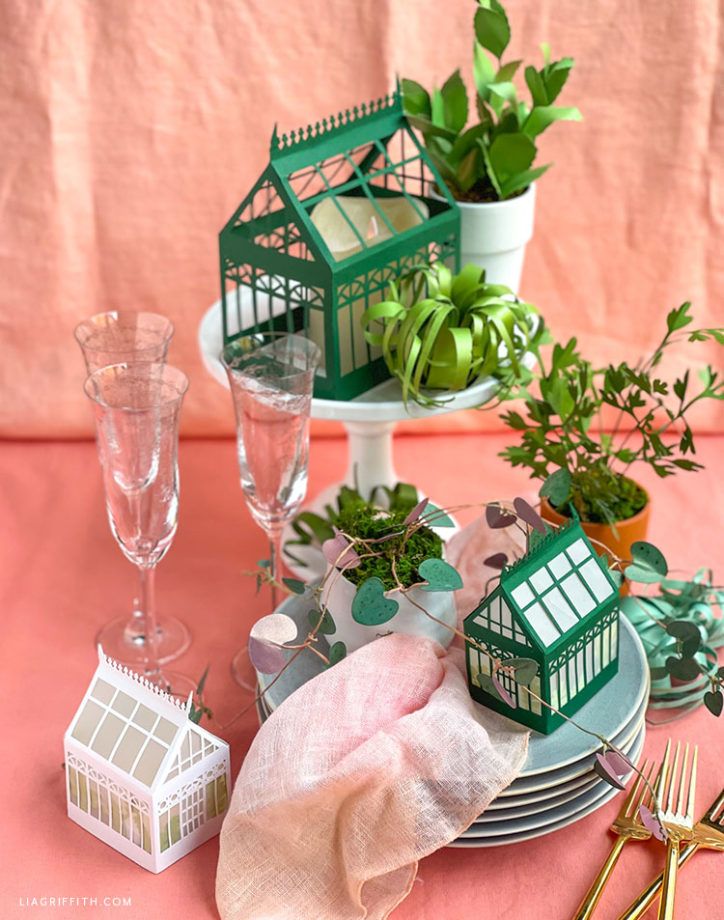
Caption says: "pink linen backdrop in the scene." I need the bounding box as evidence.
[0,0,721,439]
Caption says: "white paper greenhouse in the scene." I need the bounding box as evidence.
[64,648,230,873]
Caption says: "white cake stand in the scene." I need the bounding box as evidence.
[199,297,518,577]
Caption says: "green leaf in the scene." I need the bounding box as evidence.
[542,58,574,104]
[401,78,431,118]
[666,621,701,643]
[418,557,464,592]
[523,105,582,138]
[328,641,347,666]
[431,88,445,128]
[474,4,511,59]
[631,542,669,577]
[539,468,572,506]
[308,608,336,635]
[496,59,522,82]
[488,132,536,184]
[499,164,549,199]
[282,577,306,595]
[487,80,518,103]
[506,657,539,686]
[422,503,455,527]
[473,41,496,96]
[524,66,548,106]
[405,113,458,142]
[351,577,399,626]
[441,70,468,134]
[624,564,664,585]
[195,665,210,696]
[666,302,693,333]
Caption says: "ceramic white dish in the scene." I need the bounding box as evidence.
[451,726,646,847]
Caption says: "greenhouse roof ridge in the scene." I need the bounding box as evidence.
[501,516,581,580]
[270,87,402,159]
[97,645,192,717]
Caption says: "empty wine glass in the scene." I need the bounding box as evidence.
[75,311,190,665]
[84,362,194,696]
[222,333,320,686]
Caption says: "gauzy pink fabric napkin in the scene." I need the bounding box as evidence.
[216,633,528,920]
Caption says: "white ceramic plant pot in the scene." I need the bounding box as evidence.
[434,184,536,294]
[321,568,457,655]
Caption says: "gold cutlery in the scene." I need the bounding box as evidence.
[656,739,698,920]
[572,759,659,920]
[617,788,724,920]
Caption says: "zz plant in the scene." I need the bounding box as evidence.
[403,0,581,201]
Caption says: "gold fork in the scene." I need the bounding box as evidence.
[572,760,659,920]
[618,788,724,920]
[657,739,698,920]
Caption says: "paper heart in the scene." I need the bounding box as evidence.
[248,636,288,675]
[639,804,667,841]
[351,577,399,626]
[485,504,516,529]
[418,557,463,592]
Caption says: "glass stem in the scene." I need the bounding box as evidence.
[269,524,284,612]
[138,565,161,683]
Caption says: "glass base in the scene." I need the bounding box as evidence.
[95,615,191,667]
[231,646,258,693]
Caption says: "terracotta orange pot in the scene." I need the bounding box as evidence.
[539,488,651,565]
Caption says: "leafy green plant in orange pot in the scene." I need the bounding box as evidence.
[498,304,723,562]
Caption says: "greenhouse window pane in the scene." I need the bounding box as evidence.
[579,559,614,602]
[154,718,178,745]
[131,704,157,732]
[111,691,136,718]
[523,602,560,647]
[71,700,105,745]
[548,553,572,579]
[110,725,146,772]
[529,568,553,593]
[542,587,579,633]
[567,538,590,565]
[90,712,126,758]
[560,573,596,616]
[132,739,168,786]
[511,583,534,609]
[90,678,116,704]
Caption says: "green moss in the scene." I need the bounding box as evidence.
[334,504,443,591]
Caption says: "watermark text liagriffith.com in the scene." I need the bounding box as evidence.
[17,896,132,909]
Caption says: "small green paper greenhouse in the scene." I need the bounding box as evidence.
[464,520,621,734]
[219,88,460,401]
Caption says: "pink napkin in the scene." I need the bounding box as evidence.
[216,633,528,920]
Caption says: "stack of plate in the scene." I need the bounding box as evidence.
[255,601,648,848]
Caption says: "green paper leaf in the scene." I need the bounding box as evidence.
[328,641,347,666]
[506,657,539,686]
[418,557,463,592]
[422,503,455,527]
[522,105,582,138]
[282,577,306,595]
[704,690,723,717]
[441,69,468,134]
[488,133,536,185]
[351,577,399,626]
[257,559,271,568]
[624,564,664,585]
[474,4,511,59]
[539,468,572,507]
[498,164,549,199]
[631,542,669,577]
[665,621,701,642]
[525,66,548,106]
[402,78,431,118]
[308,608,336,635]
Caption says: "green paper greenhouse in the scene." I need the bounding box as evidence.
[219,88,460,401]
[464,520,621,734]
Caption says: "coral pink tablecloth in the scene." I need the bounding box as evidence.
[0,432,722,919]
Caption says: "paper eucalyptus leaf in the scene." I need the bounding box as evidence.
[250,612,298,647]
[539,468,572,507]
[351,577,399,626]
[704,690,723,717]
[604,750,634,775]
[513,497,547,533]
[328,641,347,666]
[631,542,669,578]
[593,752,626,790]
[639,804,667,841]
[624,564,664,585]
[308,608,336,635]
[484,552,508,570]
[282,577,306,596]
[665,620,701,642]
[492,673,516,708]
[247,636,287,675]
[506,657,538,686]
[419,558,464,592]
[485,504,517,529]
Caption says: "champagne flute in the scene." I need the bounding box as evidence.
[75,311,191,665]
[84,362,194,696]
[221,333,320,686]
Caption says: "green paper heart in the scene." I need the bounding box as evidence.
[308,608,336,635]
[351,577,399,626]
[328,641,347,666]
[418,558,463,592]
[506,657,539,686]
[704,690,723,717]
